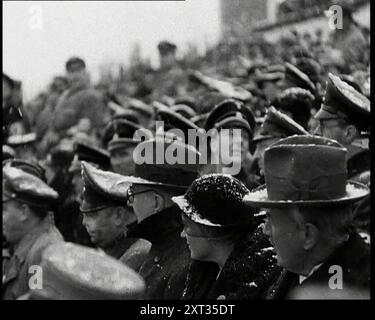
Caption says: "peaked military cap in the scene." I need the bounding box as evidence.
[3,158,47,181]
[170,104,197,119]
[157,41,177,55]
[75,141,110,169]
[315,73,371,128]
[244,135,369,208]
[157,108,201,136]
[254,106,309,142]
[127,98,154,117]
[284,62,316,93]
[7,132,37,147]
[3,145,15,162]
[272,87,315,128]
[172,174,252,227]
[3,165,58,208]
[205,99,256,139]
[31,242,145,300]
[107,119,146,153]
[80,161,132,213]
[125,137,201,189]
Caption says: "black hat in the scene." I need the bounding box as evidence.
[30,242,145,300]
[3,73,16,89]
[127,98,154,118]
[66,56,86,71]
[80,161,131,213]
[124,137,201,189]
[295,58,321,84]
[3,145,15,161]
[173,97,198,112]
[157,41,177,55]
[196,92,228,114]
[254,106,309,142]
[170,104,197,119]
[315,73,370,129]
[102,110,140,148]
[205,99,256,139]
[4,158,47,182]
[107,119,146,153]
[3,165,58,208]
[74,141,110,169]
[244,135,369,208]
[7,132,37,147]
[284,62,316,93]
[156,108,202,140]
[272,87,315,129]
[172,174,251,227]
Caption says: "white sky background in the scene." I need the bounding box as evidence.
[3,0,221,100]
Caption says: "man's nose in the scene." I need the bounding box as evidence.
[262,218,271,237]
[180,229,187,239]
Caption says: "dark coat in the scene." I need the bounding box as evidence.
[50,83,108,136]
[128,204,190,300]
[2,218,64,300]
[182,226,281,300]
[266,231,370,299]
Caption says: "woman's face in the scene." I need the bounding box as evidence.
[180,213,215,262]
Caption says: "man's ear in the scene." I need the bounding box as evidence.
[344,124,358,144]
[153,192,165,213]
[303,222,319,250]
[19,204,30,222]
[113,207,124,227]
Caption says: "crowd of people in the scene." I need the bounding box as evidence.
[2,2,370,300]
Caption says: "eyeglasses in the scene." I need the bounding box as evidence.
[126,187,152,206]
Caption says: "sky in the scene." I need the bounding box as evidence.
[3,0,221,100]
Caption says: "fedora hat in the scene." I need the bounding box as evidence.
[244,135,369,208]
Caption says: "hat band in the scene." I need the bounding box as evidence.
[266,173,347,202]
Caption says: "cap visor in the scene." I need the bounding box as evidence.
[314,108,340,120]
[243,181,369,208]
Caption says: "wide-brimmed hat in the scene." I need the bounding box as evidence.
[30,242,145,300]
[244,135,369,208]
[172,174,252,227]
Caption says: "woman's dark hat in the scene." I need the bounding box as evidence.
[172,174,251,227]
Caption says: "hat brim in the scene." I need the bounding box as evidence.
[243,181,369,208]
[314,108,341,121]
[122,176,189,190]
[172,195,223,227]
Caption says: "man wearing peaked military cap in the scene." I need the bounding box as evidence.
[314,73,371,238]
[2,166,64,300]
[80,162,151,271]
[124,137,200,299]
[203,98,259,190]
[252,106,309,179]
[30,242,145,300]
[272,87,315,130]
[244,135,370,299]
[314,73,370,180]
[107,117,149,176]
[6,132,38,161]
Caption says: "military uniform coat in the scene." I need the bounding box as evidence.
[2,217,64,300]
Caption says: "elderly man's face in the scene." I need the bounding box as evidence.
[82,207,136,248]
[263,207,306,274]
